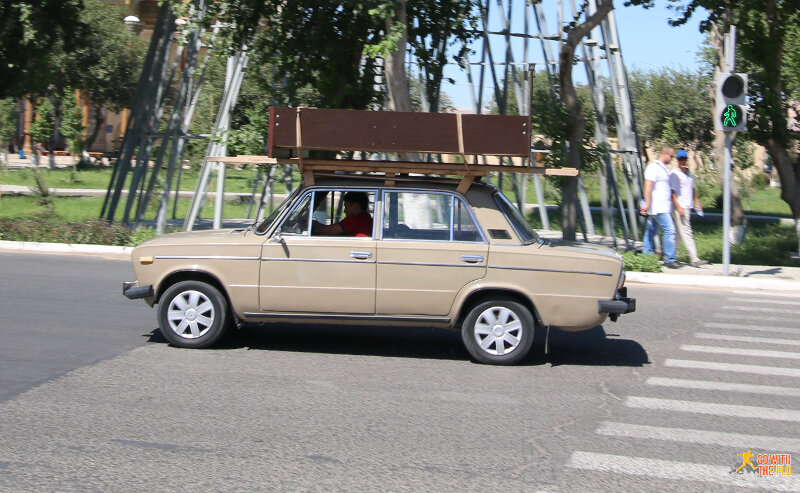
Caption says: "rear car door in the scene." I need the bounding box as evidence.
[376,190,488,316]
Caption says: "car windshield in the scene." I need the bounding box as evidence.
[253,187,302,235]
[493,192,540,244]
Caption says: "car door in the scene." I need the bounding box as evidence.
[376,190,488,316]
[259,189,377,314]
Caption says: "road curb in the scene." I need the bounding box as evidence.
[626,271,800,292]
[0,240,131,257]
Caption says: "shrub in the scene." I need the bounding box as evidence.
[129,227,158,246]
[0,216,133,246]
[620,250,663,272]
[751,173,770,190]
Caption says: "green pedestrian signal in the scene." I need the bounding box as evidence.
[722,104,744,128]
[714,73,748,132]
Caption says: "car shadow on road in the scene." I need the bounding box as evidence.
[530,325,650,367]
[147,323,649,367]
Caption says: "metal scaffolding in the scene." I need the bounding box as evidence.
[104,0,646,246]
[463,0,645,247]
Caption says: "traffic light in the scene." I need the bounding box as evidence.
[715,73,748,132]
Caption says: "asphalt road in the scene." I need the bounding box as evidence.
[1,251,798,492]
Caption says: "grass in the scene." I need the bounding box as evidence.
[0,165,294,194]
[0,195,256,223]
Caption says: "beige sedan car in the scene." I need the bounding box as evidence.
[123,176,634,365]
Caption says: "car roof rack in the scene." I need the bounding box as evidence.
[209,106,577,194]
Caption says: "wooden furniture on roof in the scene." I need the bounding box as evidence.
[209,106,577,194]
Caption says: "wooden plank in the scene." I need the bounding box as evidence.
[461,113,530,156]
[268,107,530,157]
[274,158,578,176]
[206,156,278,164]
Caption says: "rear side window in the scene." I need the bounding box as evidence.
[493,192,539,244]
[382,191,483,242]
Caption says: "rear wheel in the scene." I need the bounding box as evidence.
[461,298,534,365]
[157,280,229,348]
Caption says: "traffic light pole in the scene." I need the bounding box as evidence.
[723,132,733,276]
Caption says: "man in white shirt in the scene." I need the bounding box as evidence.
[639,147,680,268]
[669,149,708,267]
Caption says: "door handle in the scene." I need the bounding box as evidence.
[461,255,484,263]
[350,251,373,260]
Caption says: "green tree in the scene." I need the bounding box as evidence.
[59,89,86,168]
[0,98,17,167]
[670,0,800,253]
[58,0,146,150]
[406,0,478,112]
[544,0,654,241]
[628,67,713,152]
[0,0,88,99]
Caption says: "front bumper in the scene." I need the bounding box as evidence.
[598,287,636,321]
[123,281,153,300]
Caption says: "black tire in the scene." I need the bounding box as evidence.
[157,280,229,349]
[461,298,535,365]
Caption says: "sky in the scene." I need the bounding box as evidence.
[442,1,707,110]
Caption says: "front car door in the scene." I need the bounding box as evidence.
[376,190,488,316]
[259,189,377,314]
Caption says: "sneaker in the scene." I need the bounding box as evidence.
[691,259,709,267]
[663,261,682,269]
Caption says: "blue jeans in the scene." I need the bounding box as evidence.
[642,212,677,263]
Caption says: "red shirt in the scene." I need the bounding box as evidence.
[340,213,373,237]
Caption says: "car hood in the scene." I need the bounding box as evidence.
[136,228,251,248]
[540,238,622,260]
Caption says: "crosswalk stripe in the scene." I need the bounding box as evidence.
[715,312,799,323]
[722,305,800,315]
[647,376,800,397]
[682,344,800,360]
[695,332,800,346]
[568,451,800,491]
[625,396,800,422]
[665,359,800,377]
[727,296,800,306]
[732,290,800,299]
[703,322,800,335]
[597,421,800,452]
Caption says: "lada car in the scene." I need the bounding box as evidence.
[123,175,635,365]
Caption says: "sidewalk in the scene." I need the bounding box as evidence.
[535,228,800,292]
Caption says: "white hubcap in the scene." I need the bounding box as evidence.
[167,290,215,339]
[473,307,523,355]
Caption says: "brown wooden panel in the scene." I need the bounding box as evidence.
[461,114,530,156]
[268,107,531,157]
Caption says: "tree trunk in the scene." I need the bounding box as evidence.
[384,0,419,163]
[385,0,411,114]
[557,1,613,241]
[764,138,800,253]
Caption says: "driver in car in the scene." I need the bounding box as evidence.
[311,191,372,237]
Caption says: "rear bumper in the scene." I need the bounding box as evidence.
[123,281,153,300]
[598,287,636,320]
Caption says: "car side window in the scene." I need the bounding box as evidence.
[453,197,480,242]
[382,191,482,242]
[279,194,311,236]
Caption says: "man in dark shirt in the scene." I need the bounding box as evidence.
[311,191,373,237]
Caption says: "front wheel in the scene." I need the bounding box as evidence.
[157,280,229,348]
[461,298,534,365]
